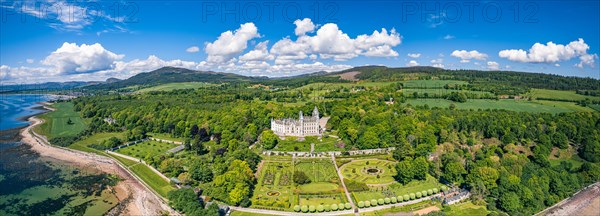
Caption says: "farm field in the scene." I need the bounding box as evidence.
[341,159,397,185]
[136,82,216,93]
[402,89,493,97]
[68,132,127,154]
[406,99,591,113]
[115,140,176,159]
[401,80,468,88]
[526,88,600,101]
[35,102,86,139]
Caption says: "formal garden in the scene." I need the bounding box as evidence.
[114,140,175,159]
[340,159,397,185]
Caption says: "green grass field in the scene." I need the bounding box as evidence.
[298,182,341,194]
[388,175,441,196]
[295,159,339,183]
[406,99,593,113]
[136,82,216,93]
[444,201,489,216]
[402,89,493,96]
[275,136,340,152]
[129,163,173,197]
[115,140,175,159]
[341,159,397,184]
[68,132,127,155]
[526,89,600,101]
[36,102,86,139]
[401,80,468,88]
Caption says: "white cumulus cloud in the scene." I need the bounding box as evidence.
[407,53,421,58]
[205,22,260,63]
[406,60,419,67]
[186,46,200,53]
[499,38,597,68]
[451,50,488,62]
[487,61,500,70]
[42,42,124,74]
[294,18,316,36]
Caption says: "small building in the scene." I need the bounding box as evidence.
[443,188,470,205]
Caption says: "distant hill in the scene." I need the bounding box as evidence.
[92,67,261,89]
[0,81,97,93]
[105,77,121,83]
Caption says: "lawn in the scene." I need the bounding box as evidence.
[298,182,341,194]
[526,89,600,101]
[406,99,589,113]
[129,163,174,198]
[443,201,489,216]
[295,159,339,183]
[352,174,441,202]
[36,102,86,139]
[147,132,186,142]
[68,132,127,155]
[298,193,347,206]
[275,136,341,152]
[136,82,216,93]
[341,159,397,185]
[115,140,176,159]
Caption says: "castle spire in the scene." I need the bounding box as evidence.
[312,106,319,118]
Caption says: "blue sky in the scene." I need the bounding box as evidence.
[1,0,599,83]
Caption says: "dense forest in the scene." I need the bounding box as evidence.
[60,66,600,215]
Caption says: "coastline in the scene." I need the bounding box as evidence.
[18,110,176,215]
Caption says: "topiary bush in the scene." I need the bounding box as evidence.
[378,198,384,205]
[365,201,371,207]
[331,204,338,211]
[309,205,316,212]
[384,197,391,204]
[324,205,331,212]
[371,199,378,206]
[433,188,439,194]
[301,205,308,212]
[391,197,397,203]
[416,192,422,198]
[410,193,416,200]
[294,205,301,212]
[403,194,410,201]
[441,185,448,192]
[317,205,324,212]
[358,201,365,208]
[428,189,433,195]
[345,203,352,209]
[422,190,428,196]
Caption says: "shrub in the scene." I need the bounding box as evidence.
[345,203,352,209]
[403,194,410,201]
[378,198,384,205]
[384,197,391,204]
[391,197,397,203]
[399,195,405,202]
[338,203,344,210]
[294,171,311,185]
[317,205,324,212]
[433,188,439,193]
[309,205,316,212]
[371,199,378,206]
[294,205,301,212]
[331,204,338,211]
[410,193,416,200]
[441,185,448,191]
[422,190,428,196]
[358,201,365,208]
[365,201,371,207]
[428,189,433,195]
[301,205,308,212]
[416,192,422,198]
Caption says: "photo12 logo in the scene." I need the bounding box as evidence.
[401,1,539,24]
[1,1,139,24]
[200,1,340,23]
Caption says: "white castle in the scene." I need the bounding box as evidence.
[271,106,322,137]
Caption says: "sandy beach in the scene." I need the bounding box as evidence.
[20,115,177,216]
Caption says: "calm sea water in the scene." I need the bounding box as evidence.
[0,94,120,215]
[0,94,54,130]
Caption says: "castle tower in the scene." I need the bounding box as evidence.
[312,106,319,119]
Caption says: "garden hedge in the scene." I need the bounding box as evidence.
[294,205,301,212]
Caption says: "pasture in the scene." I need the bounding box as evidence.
[36,102,86,139]
[526,88,600,101]
[401,80,468,88]
[115,140,176,159]
[406,99,592,113]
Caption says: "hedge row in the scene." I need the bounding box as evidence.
[356,187,442,208]
[293,203,352,213]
